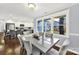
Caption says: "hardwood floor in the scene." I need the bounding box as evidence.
[0,36,21,55]
[4,36,21,55]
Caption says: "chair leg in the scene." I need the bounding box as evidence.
[40,52,42,55]
[20,47,27,55]
[40,51,45,55]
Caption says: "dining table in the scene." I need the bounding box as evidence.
[21,34,60,54]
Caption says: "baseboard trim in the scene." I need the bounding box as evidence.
[70,33,79,36]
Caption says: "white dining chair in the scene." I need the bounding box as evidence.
[16,34,25,54]
[17,34,24,47]
[46,39,69,55]
[21,36,32,55]
[59,39,70,55]
[24,37,41,55]
[23,41,32,55]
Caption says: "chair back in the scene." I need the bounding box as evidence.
[59,39,69,55]
[17,34,24,47]
[45,33,53,38]
[23,41,32,55]
[39,32,44,36]
[44,33,53,44]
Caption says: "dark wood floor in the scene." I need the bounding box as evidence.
[0,34,21,55]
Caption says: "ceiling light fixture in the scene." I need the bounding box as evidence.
[28,3,37,10]
[24,3,38,11]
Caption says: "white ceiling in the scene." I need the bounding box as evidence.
[0,3,78,22]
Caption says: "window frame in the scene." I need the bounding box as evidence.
[35,9,69,38]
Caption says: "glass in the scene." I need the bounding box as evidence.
[44,18,51,32]
[37,20,42,32]
[53,15,66,35]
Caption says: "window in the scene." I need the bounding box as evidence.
[53,15,66,35]
[35,9,69,37]
[44,18,51,32]
[37,20,42,32]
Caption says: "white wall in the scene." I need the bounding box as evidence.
[0,20,5,32]
[68,4,79,48]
